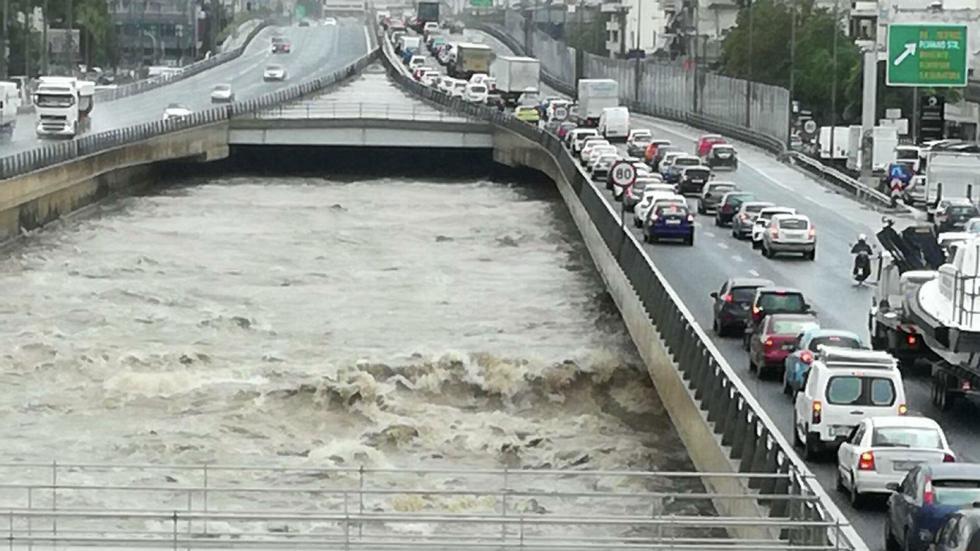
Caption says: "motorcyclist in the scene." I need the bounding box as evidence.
[851,234,873,277]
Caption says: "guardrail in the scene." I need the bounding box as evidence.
[0,50,380,181]
[93,21,270,103]
[376,23,868,551]
[244,100,478,121]
[0,462,842,551]
[787,152,908,211]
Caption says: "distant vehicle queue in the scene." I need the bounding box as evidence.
[381,16,980,551]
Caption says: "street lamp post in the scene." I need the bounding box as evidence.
[65,0,73,73]
[788,0,795,146]
[829,0,838,162]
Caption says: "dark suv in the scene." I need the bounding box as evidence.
[743,287,812,350]
[714,191,755,227]
[710,277,775,336]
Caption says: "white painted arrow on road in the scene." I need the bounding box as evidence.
[893,42,918,66]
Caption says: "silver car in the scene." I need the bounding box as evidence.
[761,214,816,260]
[731,201,774,239]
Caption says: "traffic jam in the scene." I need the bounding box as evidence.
[381,8,980,550]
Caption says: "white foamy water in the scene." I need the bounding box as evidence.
[0,174,696,514]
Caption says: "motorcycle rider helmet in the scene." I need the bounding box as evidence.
[858,234,867,242]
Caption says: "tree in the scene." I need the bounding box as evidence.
[719,0,860,125]
[42,0,116,67]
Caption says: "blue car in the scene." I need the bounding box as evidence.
[782,328,865,396]
[886,464,980,551]
[643,203,694,245]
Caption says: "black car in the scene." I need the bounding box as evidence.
[710,278,775,336]
[650,145,678,171]
[706,143,738,170]
[678,166,712,195]
[714,191,755,227]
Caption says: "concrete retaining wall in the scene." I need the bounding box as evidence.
[492,127,772,541]
[0,123,229,243]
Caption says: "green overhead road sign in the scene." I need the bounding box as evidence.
[470,0,491,6]
[887,23,969,87]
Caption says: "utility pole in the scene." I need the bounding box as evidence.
[25,9,30,78]
[66,0,73,73]
[788,0,795,146]
[829,0,838,162]
[745,0,753,127]
[693,0,700,113]
[0,0,7,79]
[42,0,48,74]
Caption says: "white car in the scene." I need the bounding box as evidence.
[570,129,598,154]
[584,144,616,168]
[423,21,439,35]
[794,346,907,460]
[449,79,467,98]
[408,55,427,71]
[263,64,287,81]
[420,71,440,87]
[633,191,685,227]
[162,103,192,121]
[323,17,337,25]
[464,83,488,103]
[836,416,953,507]
[658,151,684,176]
[438,77,456,94]
[579,138,610,162]
[469,73,489,85]
[750,206,797,248]
[210,83,234,103]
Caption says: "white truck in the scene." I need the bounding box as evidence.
[845,126,899,175]
[448,42,493,80]
[576,79,618,127]
[0,81,19,132]
[818,125,852,163]
[905,148,980,208]
[489,56,540,107]
[34,77,94,138]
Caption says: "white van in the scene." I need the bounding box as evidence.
[599,106,630,141]
[794,347,907,460]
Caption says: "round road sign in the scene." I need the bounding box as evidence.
[552,106,568,121]
[610,161,637,189]
[803,120,817,134]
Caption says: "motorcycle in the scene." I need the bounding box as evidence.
[853,250,872,284]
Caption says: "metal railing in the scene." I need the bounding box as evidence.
[0,49,381,181]
[244,101,478,122]
[93,21,270,103]
[0,462,843,551]
[374,21,868,551]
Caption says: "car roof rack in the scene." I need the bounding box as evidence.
[815,346,896,369]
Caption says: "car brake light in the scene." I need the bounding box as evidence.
[944,453,956,463]
[962,380,972,391]
[800,351,813,364]
[811,401,822,424]
[687,215,695,222]
[898,403,908,415]
[752,306,761,316]
[770,228,779,239]
[923,477,935,505]
[858,451,876,471]
[764,338,774,348]
[650,216,658,222]
[808,227,816,238]
[723,294,734,303]
[740,213,749,221]
[907,334,917,346]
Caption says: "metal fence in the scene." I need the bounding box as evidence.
[375,23,868,551]
[0,50,380,181]
[0,462,847,551]
[477,16,790,153]
[93,21,270,103]
[245,101,478,121]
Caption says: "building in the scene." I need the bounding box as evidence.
[109,0,199,66]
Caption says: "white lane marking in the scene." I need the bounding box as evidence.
[705,231,715,238]
[717,242,729,250]
[732,255,744,263]
[364,26,371,52]
[802,195,819,204]
[749,269,760,276]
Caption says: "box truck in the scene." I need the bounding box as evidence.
[448,43,493,80]
[576,79,618,127]
[489,56,540,106]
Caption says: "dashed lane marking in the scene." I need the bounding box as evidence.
[718,242,729,250]
[749,269,761,276]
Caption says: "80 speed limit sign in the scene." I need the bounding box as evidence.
[609,161,637,189]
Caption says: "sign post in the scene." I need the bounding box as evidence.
[610,161,637,229]
[886,24,969,87]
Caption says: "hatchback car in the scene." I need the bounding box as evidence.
[783,328,865,396]
[634,193,687,227]
[162,103,191,121]
[934,198,980,233]
[569,129,599,153]
[886,464,980,551]
[838,416,953,508]
[744,287,811,349]
[761,214,816,260]
[748,313,819,378]
[697,181,737,214]
[644,203,694,245]
[515,105,540,124]
[731,201,775,239]
[678,166,712,195]
[626,130,653,157]
[714,191,756,227]
[651,145,679,172]
[263,64,287,81]
[696,134,726,157]
[706,143,738,170]
[710,278,774,337]
[663,155,701,184]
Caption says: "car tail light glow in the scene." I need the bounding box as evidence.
[898,403,908,415]
[962,380,972,391]
[770,228,779,239]
[907,334,917,346]
[800,351,814,364]
[723,294,734,303]
[808,227,816,239]
[752,306,761,315]
[924,477,935,505]
[944,453,956,463]
[858,451,876,471]
[687,215,695,222]
[765,338,774,348]
[811,401,822,425]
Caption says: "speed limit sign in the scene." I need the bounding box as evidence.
[552,106,568,121]
[609,161,637,189]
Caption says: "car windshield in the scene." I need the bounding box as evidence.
[469,86,487,94]
[895,149,918,160]
[713,146,734,154]
[633,135,652,143]
[770,319,817,335]
[656,205,688,216]
[809,335,861,350]
[675,157,699,167]
[779,218,809,229]
[950,206,978,216]
[266,65,282,71]
[726,193,754,206]
[932,480,980,506]
[166,103,182,109]
[757,293,805,312]
[744,204,769,214]
[36,94,74,107]
[825,376,895,406]
[685,168,710,178]
[731,286,760,303]
[214,85,230,91]
[708,184,736,194]
[871,427,942,449]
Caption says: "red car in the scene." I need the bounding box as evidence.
[696,134,726,158]
[748,313,818,378]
